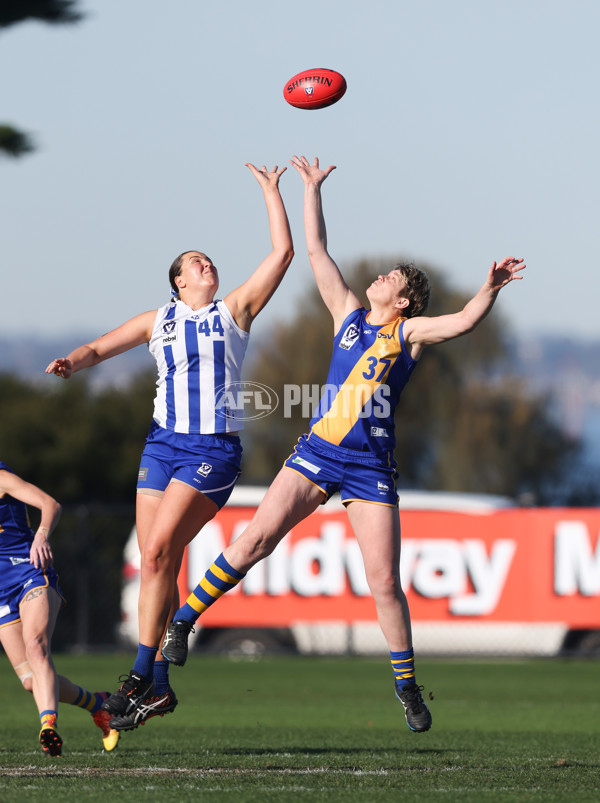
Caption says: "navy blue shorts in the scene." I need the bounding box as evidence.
[136,421,243,510]
[0,558,64,628]
[284,432,399,507]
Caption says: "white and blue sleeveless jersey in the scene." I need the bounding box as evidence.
[148,299,249,434]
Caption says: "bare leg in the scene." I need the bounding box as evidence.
[19,585,62,716]
[346,501,412,651]
[137,482,219,648]
[223,467,326,572]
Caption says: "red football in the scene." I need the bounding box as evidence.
[283,68,347,110]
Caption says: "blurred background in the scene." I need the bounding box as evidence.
[1,0,599,655]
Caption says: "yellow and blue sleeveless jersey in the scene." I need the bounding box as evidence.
[0,461,34,558]
[309,308,416,453]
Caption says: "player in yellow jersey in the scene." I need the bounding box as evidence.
[162,155,525,733]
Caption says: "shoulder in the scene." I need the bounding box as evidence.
[333,306,367,337]
[217,299,251,338]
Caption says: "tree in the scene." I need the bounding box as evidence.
[0,1,82,28]
[243,257,579,504]
[0,0,84,159]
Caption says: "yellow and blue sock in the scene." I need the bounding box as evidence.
[40,710,58,729]
[174,553,245,624]
[390,648,416,690]
[153,660,170,695]
[133,643,158,680]
[71,687,106,714]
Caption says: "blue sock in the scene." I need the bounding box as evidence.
[174,601,198,623]
[132,643,158,680]
[153,660,169,695]
[390,648,416,689]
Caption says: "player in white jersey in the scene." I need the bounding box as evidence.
[45,162,294,730]
[161,155,525,735]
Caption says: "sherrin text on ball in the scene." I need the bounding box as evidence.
[284,68,347,110]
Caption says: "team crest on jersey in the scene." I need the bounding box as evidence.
[339,324,359,350]
[196,463,213,478]
[162,320,178,344]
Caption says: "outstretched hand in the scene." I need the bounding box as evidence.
[45,357,73,379]
[245,163,287,189]
[487,257,526,291]
[290,155,336,186]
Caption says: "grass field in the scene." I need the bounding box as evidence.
[0,652,598,801]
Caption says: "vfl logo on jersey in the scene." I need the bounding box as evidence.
[339,324,359,350]
[196,463,213,478]
[162,320,177,344]
[9,557,29,566]
[371,427,389,438]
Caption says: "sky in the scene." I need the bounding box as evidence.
[1,0,599,346]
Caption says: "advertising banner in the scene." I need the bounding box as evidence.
[179,505,600,629]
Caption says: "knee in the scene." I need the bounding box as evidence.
[25,635,50,666]
[367,570,402,602]
[141,538,174,575]
[229,528,277,570]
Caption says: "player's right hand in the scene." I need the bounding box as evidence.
[45,358,73,379]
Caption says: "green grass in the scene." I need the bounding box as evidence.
[0,653,598,801]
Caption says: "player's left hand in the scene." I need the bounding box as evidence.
[487,257,526,290]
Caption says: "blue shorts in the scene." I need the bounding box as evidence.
[136,421,243,510]
[0,557,64,628]
[284,432,399,507]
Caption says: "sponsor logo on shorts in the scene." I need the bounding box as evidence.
[138,467,148,481]
[371,427,389,437]
[23,579,34,589]
[9,557,29,566]
[196,463,213,478]
[378,481,390,492]
[0,604,11,618]
[339,324,359,351]
[292,456,321,474]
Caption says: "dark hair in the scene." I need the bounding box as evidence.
[394,262,430,318]
[168,251,193,296]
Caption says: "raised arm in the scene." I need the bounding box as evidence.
[224,164,294,332]
[403,257,525,358]
[290,156,361,332]
[0,470,62,570]
[45,310,157,379]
